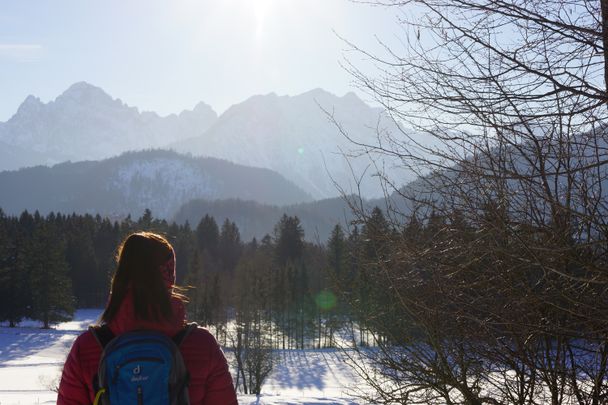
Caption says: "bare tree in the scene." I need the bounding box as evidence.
[338,1,608,404]
[231,247,276,395]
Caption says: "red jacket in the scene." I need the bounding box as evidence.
[57,296,237,405]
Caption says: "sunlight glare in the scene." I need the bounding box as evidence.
[253,0,271,39]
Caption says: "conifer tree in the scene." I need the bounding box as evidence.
[27,221,74,328]
[323,224,348,345]
[327,224,347,282]
[92,216,120,303]
[218,219,242,272]
[171,221,196,284]
[185,249,204,320]
[0,212,30,326]
[137,208,154,230]
[274,214,304,265]
[361,207,390,260]
[196,214,219,257]
[65,228,98,307]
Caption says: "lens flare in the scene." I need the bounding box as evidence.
[315,290,337,311]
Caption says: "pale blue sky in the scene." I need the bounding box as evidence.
[0,0,404,121]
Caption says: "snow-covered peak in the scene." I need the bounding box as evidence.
[180,101,217,121]
[0,83,407,200]
[298,87,334,99]
[171,88,408,199]
[56,81,114,104]
[0,82,218,169]
[341,91,368,106]
[244,92,280,105]
[192,101,215,113]
[284,89,371,115]
[15,95,43,116]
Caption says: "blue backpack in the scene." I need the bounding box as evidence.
[89,323,198,405]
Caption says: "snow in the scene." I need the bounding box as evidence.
[0,82,414,199]
[0,82,218,170]
[108,157,217,218]
[171,88,412,199]
[0,310,368,405]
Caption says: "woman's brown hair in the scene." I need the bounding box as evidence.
[100,232,183,324]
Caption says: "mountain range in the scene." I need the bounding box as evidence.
[0,82,411,199]
[0,82,217,168]
[170,89,410,199]
[0,82,412,239]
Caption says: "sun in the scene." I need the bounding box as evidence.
[252,0,271,39]
[171,0,276,48]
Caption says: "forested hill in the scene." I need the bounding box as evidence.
[0,149,312,218]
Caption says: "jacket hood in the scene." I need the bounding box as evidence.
[107,289,186,336]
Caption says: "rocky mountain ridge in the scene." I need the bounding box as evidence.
[1,82,411,200]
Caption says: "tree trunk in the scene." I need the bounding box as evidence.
[318,312,322,349]
[602,0,608,102]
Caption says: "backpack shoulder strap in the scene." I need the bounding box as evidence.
[89,323,197,348]
[88,324,115,349]
[172,322,198,347]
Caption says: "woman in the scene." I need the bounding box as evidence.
[57,232,237,405]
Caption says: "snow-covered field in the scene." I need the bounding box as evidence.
[0,310,365,405]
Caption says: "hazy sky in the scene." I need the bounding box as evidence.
[0,0,404,121]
